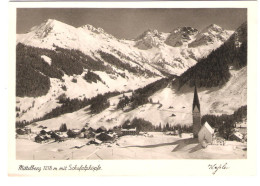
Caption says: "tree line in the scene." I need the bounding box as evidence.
[116,77,175,110]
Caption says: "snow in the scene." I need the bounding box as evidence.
[41,55,51,65]
[17,19,233,77]
[16,132,246,160]
[16,70,160,122]
[16,19,239,129]
[202,122,214,134]
[26,66,246,132]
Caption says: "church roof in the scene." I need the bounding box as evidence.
[192,85,200,111]
[203,122,214,134]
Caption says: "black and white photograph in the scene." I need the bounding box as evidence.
[14,7,248,160]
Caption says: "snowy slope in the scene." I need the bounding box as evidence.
[29,66,246,132]
[16,71,159,122]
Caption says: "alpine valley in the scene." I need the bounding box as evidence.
[16,19,247,132]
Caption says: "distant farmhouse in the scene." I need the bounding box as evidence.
[121,128,138,135]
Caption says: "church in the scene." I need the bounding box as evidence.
[192,85,201,138]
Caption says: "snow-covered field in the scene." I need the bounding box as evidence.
[16,132,246,160]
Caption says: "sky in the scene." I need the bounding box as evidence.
[17,8,247,39]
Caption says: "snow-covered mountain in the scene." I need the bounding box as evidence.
[189,24,234,48]
[134,29,170,49]
[16,19,235,124]
[165,27,198,47]
[17,19,233,76]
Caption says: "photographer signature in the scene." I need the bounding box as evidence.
[208,163,229,175]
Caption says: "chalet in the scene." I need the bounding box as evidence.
[198,122,214,144]
[112,127,123,137]
[96,132,114,142]
[35,135,45,143]
[16,128,26,135]
[84,131,95,139]
[43,134,51,140]
[229,132,243,142]
[87,127,96,133]
[16,127,31,135]
[88,139,102,145]
[121,128,138,135]
[80,127,88,133]
[40,129,51,135]
[78,132,85,138]
[96,126,107,133]
[67,129,81,138]
[24,127,31,134]
[54,133,68,142]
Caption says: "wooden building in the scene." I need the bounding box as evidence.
[121,128,138,135]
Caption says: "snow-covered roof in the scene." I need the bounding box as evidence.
[72,129,81,133]
[121,128,137,132]
[236,123,247,128]
[94,139,102,144]
[232,132,243,139]
[203,122,214,134]
[57,133,68,138]
[41,128,51,132]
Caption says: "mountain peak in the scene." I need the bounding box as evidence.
[165,26,198,47]
[135,29,160,41]
[171,26,198,34]
[188,24,232,48]
[202,24,223,33]
[29,19,74,33]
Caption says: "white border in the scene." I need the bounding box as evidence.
[8,1,258,176]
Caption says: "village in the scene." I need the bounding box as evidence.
[16,86,247,160]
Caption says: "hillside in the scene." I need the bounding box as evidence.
[16,19,236,125]
[176,22,247,89]
[27,64,246,132]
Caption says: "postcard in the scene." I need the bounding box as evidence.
[8,1,257,176]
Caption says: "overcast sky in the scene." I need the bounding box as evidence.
[17,8,247,39]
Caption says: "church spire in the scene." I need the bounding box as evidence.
[192,84,200,112]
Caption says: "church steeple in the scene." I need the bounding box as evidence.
[192,84,201,138]
[192,84,200,112]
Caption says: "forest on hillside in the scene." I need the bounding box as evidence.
[16,43,112,97]
[116,76,176,110]
[177,22,247,89]
[202,105,247,139]
[16,91,121,127]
